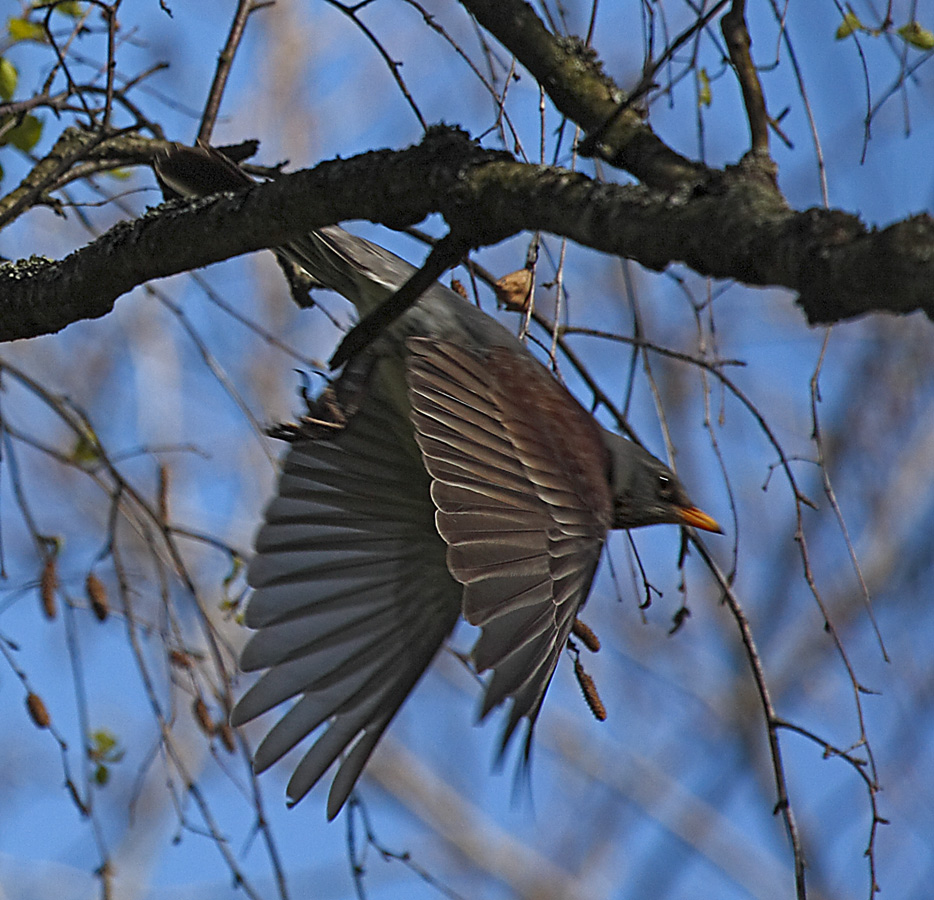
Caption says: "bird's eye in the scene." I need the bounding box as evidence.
[657,474,675,502]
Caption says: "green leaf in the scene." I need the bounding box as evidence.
[7,17,46,43]
[0,58,18,101]
[3,114,42,152]
[897,21,934,50]
[51,1,86,16]
[698,68,712,107]
[89,730,116,759]
[835,11,862,40]
[68,423,100,467]
[89,728,124,764]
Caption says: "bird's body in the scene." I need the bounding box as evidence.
[155,145,721,819]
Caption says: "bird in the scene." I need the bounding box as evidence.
[154,143,722,819]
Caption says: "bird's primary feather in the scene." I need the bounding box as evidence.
[406,339,611,754]
[230,382,461,816]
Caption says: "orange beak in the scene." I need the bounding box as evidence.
[677,505,723,534]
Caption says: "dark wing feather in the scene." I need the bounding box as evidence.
[405,338,613,754]
[231,382,461,818]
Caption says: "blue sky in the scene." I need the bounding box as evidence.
[1,2,933,899]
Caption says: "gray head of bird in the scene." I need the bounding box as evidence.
[602,431,722,533]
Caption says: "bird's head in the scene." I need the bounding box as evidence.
[603,432,722,533]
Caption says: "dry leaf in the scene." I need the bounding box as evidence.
[494,268,534,312]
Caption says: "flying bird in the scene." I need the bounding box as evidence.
[155,144,722,819]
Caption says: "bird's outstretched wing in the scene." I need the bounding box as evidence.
[157,143,721,815]
[231,380,461,819]
[405,338,614,756]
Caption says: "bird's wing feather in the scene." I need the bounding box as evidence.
[405,338,612,754]
[231,381,461,817]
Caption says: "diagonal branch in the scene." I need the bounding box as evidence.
[329,231,473,367]
[458,0,708,187]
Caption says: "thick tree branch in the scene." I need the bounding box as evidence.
[458,0,708,188]
[1,128,932,344]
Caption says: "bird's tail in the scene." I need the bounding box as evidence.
[153,142,414,320]
[281,226,415,319]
